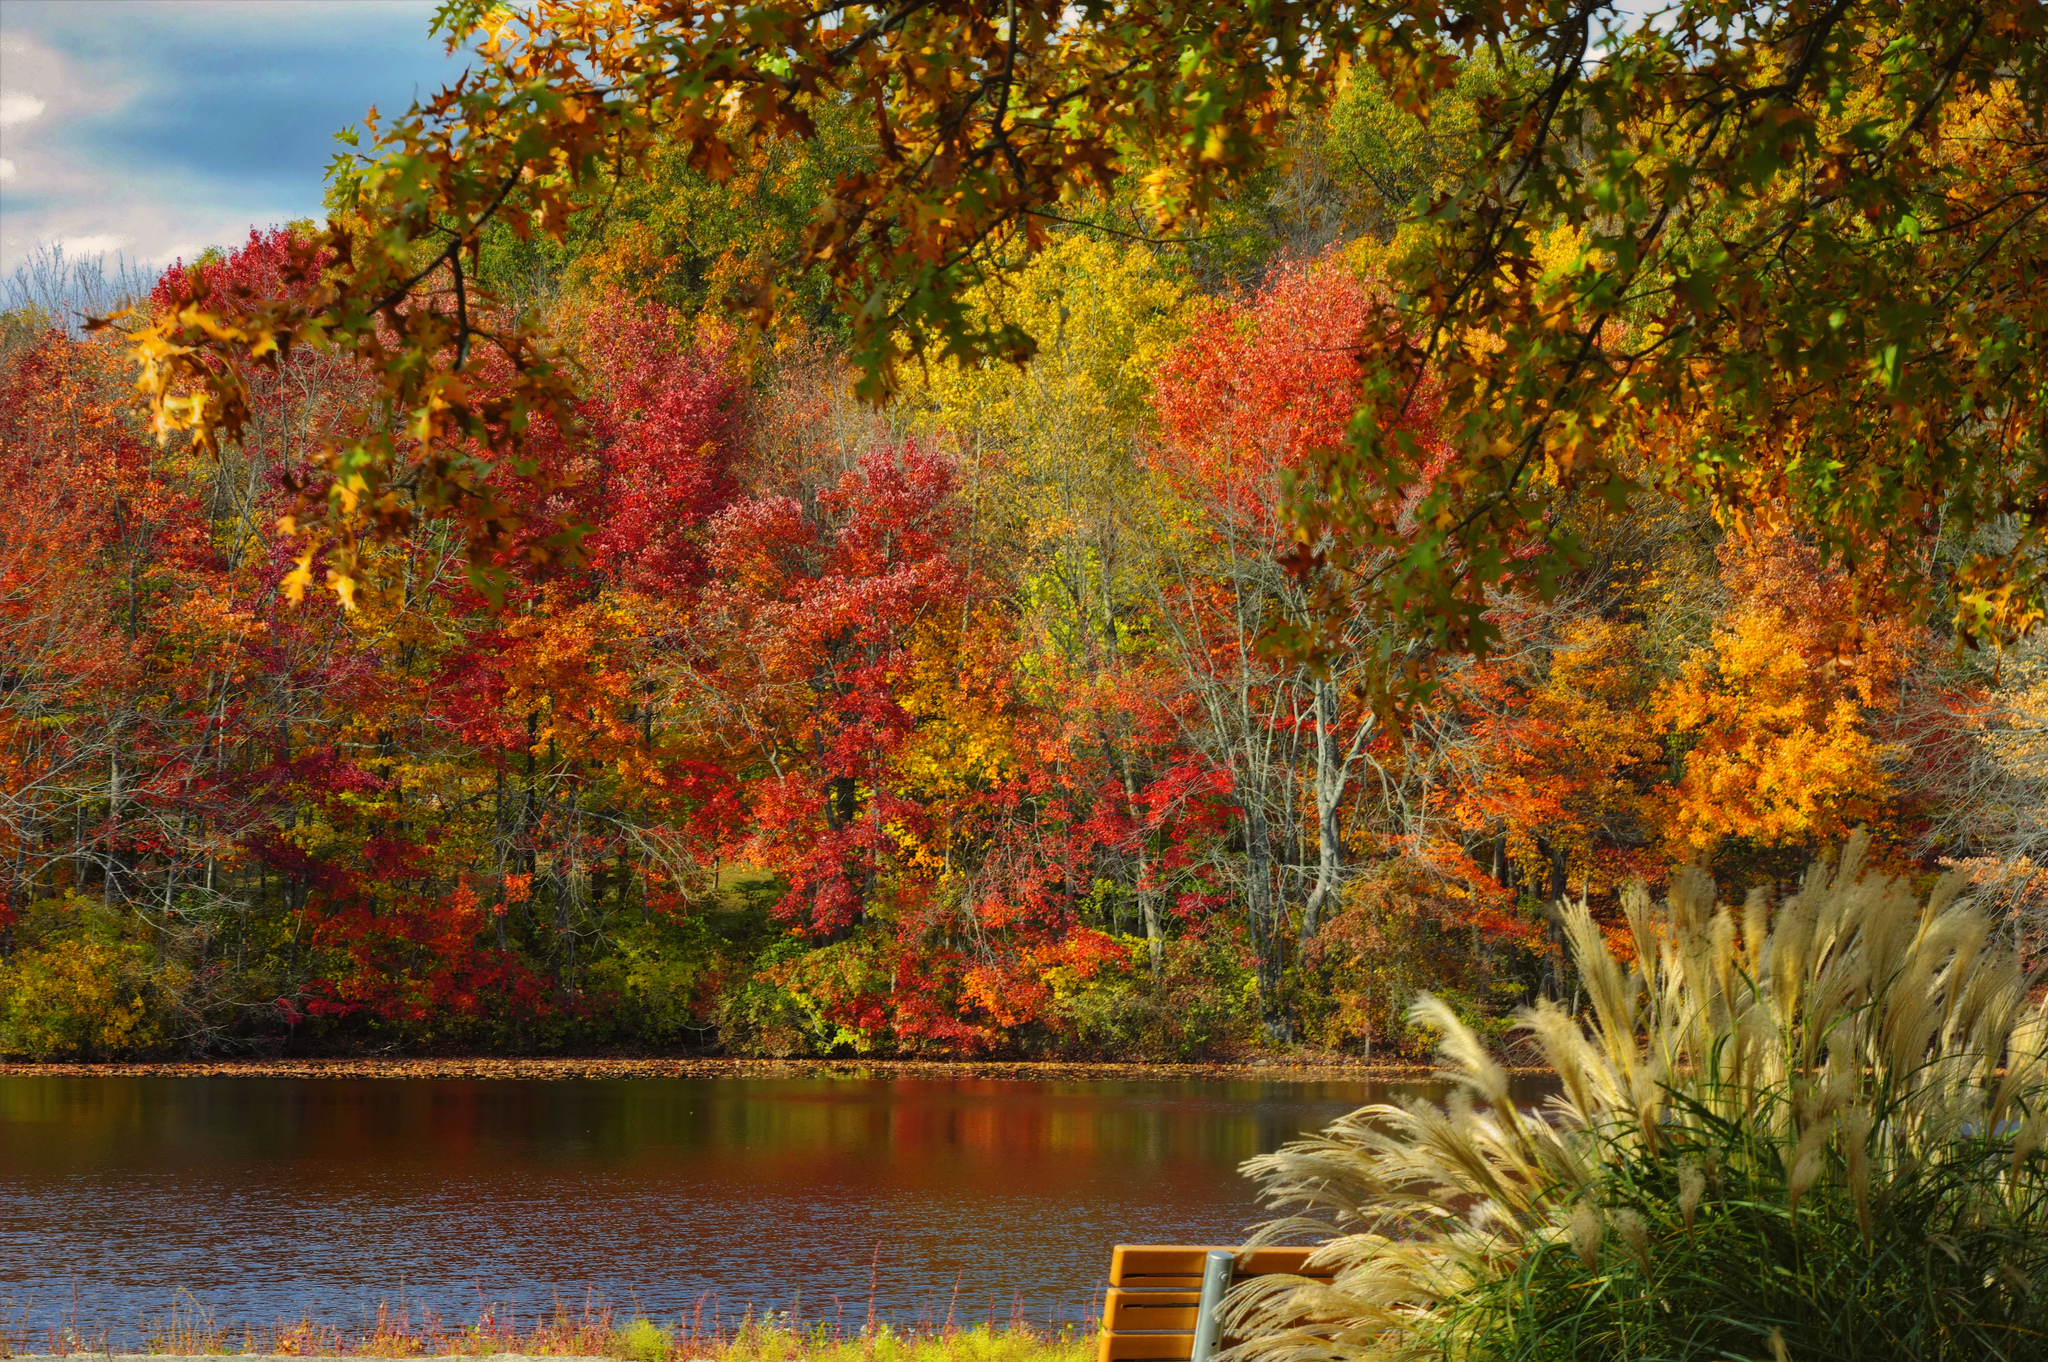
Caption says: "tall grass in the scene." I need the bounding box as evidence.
[1226,834,2048,1361]
[0,1289,1092,1361]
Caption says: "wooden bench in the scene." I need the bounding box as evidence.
[1097,1245,1330,1362]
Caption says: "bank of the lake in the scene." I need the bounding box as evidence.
[0,1056,1548,1081]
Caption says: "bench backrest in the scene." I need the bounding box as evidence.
[1098,1245,1330,1362]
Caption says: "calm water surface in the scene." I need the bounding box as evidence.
[0,1074,1516,1343]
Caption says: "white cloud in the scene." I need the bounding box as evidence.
[0,92,48,128]
[0,159,15,182]
[56,233,125,257]
[0,27,152,273]
[2,188,301,273]
[0,3,450,274]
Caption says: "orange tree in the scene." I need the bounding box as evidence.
[1650,528,1925,885]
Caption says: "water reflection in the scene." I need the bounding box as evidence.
[0,1073,1543,1345]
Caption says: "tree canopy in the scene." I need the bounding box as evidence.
[106,0,2045,672]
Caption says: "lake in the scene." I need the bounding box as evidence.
[0,1071,1517,1346]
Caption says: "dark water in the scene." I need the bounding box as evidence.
[0,1073,1512,1344]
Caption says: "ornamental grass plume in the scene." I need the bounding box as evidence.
[1227,833,2048,1361]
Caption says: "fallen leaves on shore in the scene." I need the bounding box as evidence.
[0,1055,1552,1082]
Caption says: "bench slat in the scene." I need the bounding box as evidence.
[1101,1289,1203,1331]
[1109,1245,1330,1287]
[1099,1334,1198,1362]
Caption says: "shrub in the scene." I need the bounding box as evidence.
[717,936,886,1057]
[615,1316,673,1362]
[0,934,172,1059]
[585,922,723,1048]
[1299,862,1543,1060]
[1228,834,2048,1361]
[1049,934,1260,1060]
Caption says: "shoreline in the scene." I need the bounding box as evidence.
[0,1055,1550,1081]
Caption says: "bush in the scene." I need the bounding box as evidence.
[614,1317,673,1362]
[1229,833,2048,1361]
[717,936,887,1057]
[1298,863,1542,1060]
[1049,934,1260,1060]
[0,934,172,1059]
[584,916,724,1048]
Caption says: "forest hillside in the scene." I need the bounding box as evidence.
[3,24,2043,1061]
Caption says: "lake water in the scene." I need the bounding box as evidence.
[0,1072,1515,1345]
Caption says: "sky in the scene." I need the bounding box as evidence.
[0,0,1680,282]
[0,0,468,274]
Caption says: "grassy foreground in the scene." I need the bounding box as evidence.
[3,1298,1095,1362]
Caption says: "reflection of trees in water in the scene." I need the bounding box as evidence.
[6,1074,1428,1346]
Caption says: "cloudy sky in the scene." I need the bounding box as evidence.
[0,0,467,273]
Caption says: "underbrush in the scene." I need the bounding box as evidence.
[0,878,1539,1064]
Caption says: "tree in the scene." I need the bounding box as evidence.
[1295,0,2048,663]
[689,439,968,938]
[1651,527,1922,884]
[106,0,1340,604]
[109,0,2045,675]
[1143,253,1417,1036]
[913,234,1191,974]
[541,97,876,333]
[0,335,140,947]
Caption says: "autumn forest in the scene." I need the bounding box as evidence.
[3,9,2044,1063]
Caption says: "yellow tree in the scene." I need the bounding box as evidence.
[1651,528,1920,884]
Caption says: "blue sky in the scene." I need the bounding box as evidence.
[0,0,467,272]
[0,0,1678,277]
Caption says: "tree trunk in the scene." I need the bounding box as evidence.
[1122,767,1162,980]
[1302,678,1363,946]
[1540,837,1571,1000]
[1243,797,1292,1043]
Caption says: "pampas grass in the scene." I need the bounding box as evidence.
[1226,834,2048,1361]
